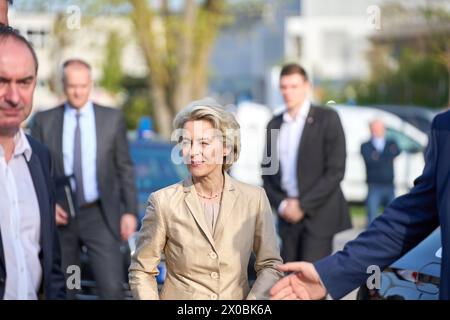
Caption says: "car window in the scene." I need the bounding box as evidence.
[385,128,422,153]
[130,142,189,219]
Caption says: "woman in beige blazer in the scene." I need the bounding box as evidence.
[129,98,283,300]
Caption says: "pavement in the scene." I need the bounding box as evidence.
[329,215,367,300]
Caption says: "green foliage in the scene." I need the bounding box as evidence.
[122,92,152,130]
[121,76,153,130]
[100,30,124,93]
[355,48,448,108]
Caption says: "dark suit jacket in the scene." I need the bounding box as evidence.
[262,105,351,237]
[0,136,66,299]
[29,104,138,239]
[361,139,400,185]
[315,110,450,300]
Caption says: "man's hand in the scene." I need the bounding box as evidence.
[55,203,69,226]
[120,213,137,241]
[270,262,327,300]
[281,199,305,224]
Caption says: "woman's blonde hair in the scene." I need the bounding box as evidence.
[173,98,240,171]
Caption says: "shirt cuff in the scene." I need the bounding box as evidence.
[278,199,287,216]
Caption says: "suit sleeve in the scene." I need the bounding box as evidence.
[391,140,401,157]
[43,146,67,299]
[247,188,283,300]
[361,143,375,166]
[114,111,138,215]
[128,193,166,300]
[29,113,44,143]
[314,119,440,299]
[300,110,347,213]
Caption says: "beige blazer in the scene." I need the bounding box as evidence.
[129,173,283,300]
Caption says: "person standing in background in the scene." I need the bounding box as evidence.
[262,63,351,263]
[361,119,400,224]
[30,59,138,299]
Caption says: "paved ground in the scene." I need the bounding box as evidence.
[329,215,367,300]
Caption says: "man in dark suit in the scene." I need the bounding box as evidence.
[270,110,450,300]
[361,119,400,223]
[30,59,138,299]
[262,63,351,263]
[0,26,66,299]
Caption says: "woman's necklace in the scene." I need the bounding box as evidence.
[197,190,222,199]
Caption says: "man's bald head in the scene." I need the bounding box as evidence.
[370,119,386,138]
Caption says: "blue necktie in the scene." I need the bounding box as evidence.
[73,112,86,206]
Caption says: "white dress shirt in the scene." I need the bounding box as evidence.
[0,129,42,300]
[63,102,99,202]
[371,137,386,153]
[278,99,311,213]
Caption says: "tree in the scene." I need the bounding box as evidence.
[127,0,229,137]
[353,1,450,108]
[100,30,124,93]
[18,0,230,135]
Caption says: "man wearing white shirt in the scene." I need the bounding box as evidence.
[0,25,65,300]
[262,63,351,263]
[30,59,138,299]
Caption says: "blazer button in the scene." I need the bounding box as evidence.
[210,252,217,259]
[0,277,5,284]
[211,272,219,279]
[211,293,218,300]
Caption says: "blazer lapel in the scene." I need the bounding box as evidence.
[297,106,316,167]
[213,173,237,242]
[53,106,65,175]
[27,152,50,251]
[183,178,217,249]
[93,104,104,171]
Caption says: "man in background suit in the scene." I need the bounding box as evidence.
[30,59,138,299]
[361,119,400,224]
[262,63,351,263]
[0,26,66,299]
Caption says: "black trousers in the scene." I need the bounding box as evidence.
[279,219,333,263]
[58,203,125,300]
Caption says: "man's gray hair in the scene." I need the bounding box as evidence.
[0,25,39,73]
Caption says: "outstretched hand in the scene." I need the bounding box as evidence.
[270,262,327,300]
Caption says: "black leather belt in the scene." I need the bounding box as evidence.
[79,200,100,210]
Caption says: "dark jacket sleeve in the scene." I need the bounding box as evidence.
[300,110,347,213]
[314,117,440,299]
[40,143,67,299]
[29,112,44,143]
[360,142,373,165]
[114,111,138,216]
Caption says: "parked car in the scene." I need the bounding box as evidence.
[331,105,429,203]
[130,137,189,226]
[357,227,441,300]
[370,105,439,137]
[77,136,188,299]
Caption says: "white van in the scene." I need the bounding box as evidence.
[230,101,273,186]
[331,105,428,203]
